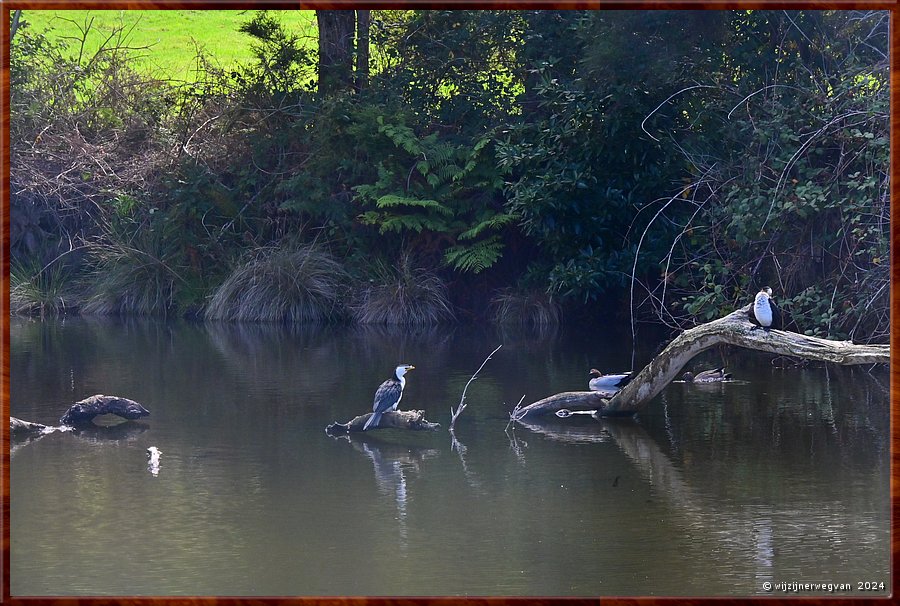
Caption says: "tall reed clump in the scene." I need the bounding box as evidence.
[205,242,348,323]
[351,254,455,326]
[81,221,186,317]
[490,288,562,326]
[10,258,75,316]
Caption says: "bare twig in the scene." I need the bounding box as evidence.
[505,394,527,430]
[449,344,502,431]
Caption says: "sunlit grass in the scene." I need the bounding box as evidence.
[19,9,318,81]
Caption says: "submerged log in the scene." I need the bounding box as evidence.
[11,417,54,435]
[326,410,440,435]
[512,391,611,420]
[59,395,150,426]
[516,304,889,419]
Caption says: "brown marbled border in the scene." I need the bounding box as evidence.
[1,1,895,604]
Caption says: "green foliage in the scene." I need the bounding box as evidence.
[235,11,316,99]
[661,11,889,341]
[353,114,512,274]
[10,9,888,337]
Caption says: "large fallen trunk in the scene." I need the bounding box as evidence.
[326,410,440,435]
[514,305,889,419]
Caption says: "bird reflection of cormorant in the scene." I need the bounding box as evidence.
[363,364,415,430]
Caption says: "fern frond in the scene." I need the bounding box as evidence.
[458,212,517,240]
[378,214,450,234]
[375,195,454,216]
[444,236,504,274]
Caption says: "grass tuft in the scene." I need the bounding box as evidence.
[205,242,348,323]
[490,288,561,326]
[10,258,75,316]
[81,222,185,317]
[351,254,455,326]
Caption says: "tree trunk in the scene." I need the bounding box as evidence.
[514,305,889,419]
[11,10,22,40]
[355,10,370,90]
[316,10,356,95]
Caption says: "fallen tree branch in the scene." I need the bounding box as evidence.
[515,304,889,418]
[450,344,501,430]
[325,410,440,435]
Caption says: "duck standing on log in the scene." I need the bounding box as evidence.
[363,364,415,431]
[588,369,632,392]
[682,368,732,383]
[750,287,782,331]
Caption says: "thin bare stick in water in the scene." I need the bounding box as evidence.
[505,394,527,431]
[450,344,502,430]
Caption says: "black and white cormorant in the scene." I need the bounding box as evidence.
[363,364,415,431]
[588,368,632,392]
[682,368,732,383]
[750,286,782,331]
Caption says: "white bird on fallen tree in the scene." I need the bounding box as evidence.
[588,368,632,392]
[364,364,415,431]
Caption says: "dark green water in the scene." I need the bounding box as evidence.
[9,316,890,596]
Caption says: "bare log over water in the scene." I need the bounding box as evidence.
[59,395,150,426]
[326,410,440,435]
[514,305,889,419]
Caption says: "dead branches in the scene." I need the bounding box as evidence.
[450,344,501,431]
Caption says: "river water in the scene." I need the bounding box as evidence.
[9,316,890,597]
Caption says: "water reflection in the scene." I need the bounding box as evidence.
[10,317,889,596]
[344,436,440,548]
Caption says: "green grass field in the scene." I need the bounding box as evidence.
[20,10,318,81]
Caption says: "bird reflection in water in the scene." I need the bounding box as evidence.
[351,439,439,548]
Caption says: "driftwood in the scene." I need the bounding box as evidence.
[326,410,440,435]
[59,394,150,426]
[11,417,54,435]
[515,304,889,419]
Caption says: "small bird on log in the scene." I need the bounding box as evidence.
[364,364,415,431]
[682,368,732,383]
[588,369,632,391]
[750,286,782,331]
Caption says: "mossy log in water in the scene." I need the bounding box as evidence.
[326,410,440,435]
[59,395,150,426]
[514,304,890,419]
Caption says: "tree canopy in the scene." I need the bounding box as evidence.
[9,9,889,341]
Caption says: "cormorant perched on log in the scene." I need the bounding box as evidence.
[682,368,732,383]
[588,369,632,391]
[363,364,415,431]
[750,287,782,331]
